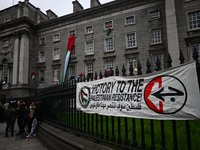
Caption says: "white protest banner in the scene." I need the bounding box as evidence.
[76,62,200,120]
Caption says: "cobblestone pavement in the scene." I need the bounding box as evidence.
[0,122,47,150]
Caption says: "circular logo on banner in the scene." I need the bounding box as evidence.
[144,75,187,114]
[79,86,90,108]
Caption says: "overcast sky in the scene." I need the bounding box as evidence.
[0,0,114,17]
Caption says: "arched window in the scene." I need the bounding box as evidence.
[2,59,8,82]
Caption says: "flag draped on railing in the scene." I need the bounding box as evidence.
[62,35,75,83]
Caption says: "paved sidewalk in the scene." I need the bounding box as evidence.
[0,122,47,150]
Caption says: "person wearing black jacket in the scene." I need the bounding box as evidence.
[5,103,17,137]
[16,100,25,135]
[0,102,5,123]
[26,99,43,138]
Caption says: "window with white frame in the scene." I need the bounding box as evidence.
[105,21,113,29]
[126,16,135,25]
[105,38,113,52]
[69,30,75,37]
[71,45,76,57]
[40,51,45,62]
[54,68,59,81]
[69,66,75,79]
[54,34,60,42]
[153,54,163,71]
[87,63,93,78]
[106,61,113,71]
[39,70,44,82]
[86,41,94,55]
[151,29,161,44]
[128,58,137,74]
[149,10,160,19]
[4,39,9,47]
[54,48,60,60]
[3,59,8,82]
[188,11,200,30]
[86,26,93,34]
[127,33,136,48]
[191,43,200,62]
[40,38,45,45]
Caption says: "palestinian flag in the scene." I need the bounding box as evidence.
[81,90,88,104]
[32,72,37,80]
[76,73,84,80]
[103,70,110,78]
[106,26,111,35]
[62,35,75,83]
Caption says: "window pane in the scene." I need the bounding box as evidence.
[86,26,93,33]
[150,10,160,19]
[87,42,93,54]
[40,52,45,62]
[188,11,200,30]
[106,38,113,51]
[126,16,135,24]
[4,40,9,47]
[128,58,137,74]
[39,70,44,82]
[40,38,45,44]
[54,34,59,41]
[87,63,93,78]
[70,30,75,36]
[54,48,59,60]
[127,33,136,48]
[151,29,161,44]
[105,21,112,29]
[69,66,75,79]
[54,68,59,81]
[106,61,113,71]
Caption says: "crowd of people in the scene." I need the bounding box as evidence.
[0,99,43,138]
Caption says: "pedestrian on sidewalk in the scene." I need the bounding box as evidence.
[27,99,43,138]
[0,102,5,123]
[16,100,25,135]
[28,101,35,134]
[3,100,9,110]
[5,102,17,137]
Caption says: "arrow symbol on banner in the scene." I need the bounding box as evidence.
[152,86,184,102]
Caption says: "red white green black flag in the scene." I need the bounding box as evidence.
[62,35,75,83]
[76,73,84,81]
[106,26,111,35]
[32,72,37,80]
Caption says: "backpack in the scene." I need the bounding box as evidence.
[5,110,12,122]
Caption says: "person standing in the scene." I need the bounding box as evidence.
[27,100,43,138]
[28,102,35,134]
[0,102,5,123]
[16,100,25,135]
[3,100,9,110]
[5,102,17,137]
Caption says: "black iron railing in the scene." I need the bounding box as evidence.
[37,49,200,150]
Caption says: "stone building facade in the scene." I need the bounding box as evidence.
[0,0,199,99]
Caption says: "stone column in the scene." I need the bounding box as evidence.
[12,32,20,85]
[165,0,180,66]
[18,30,29,85]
